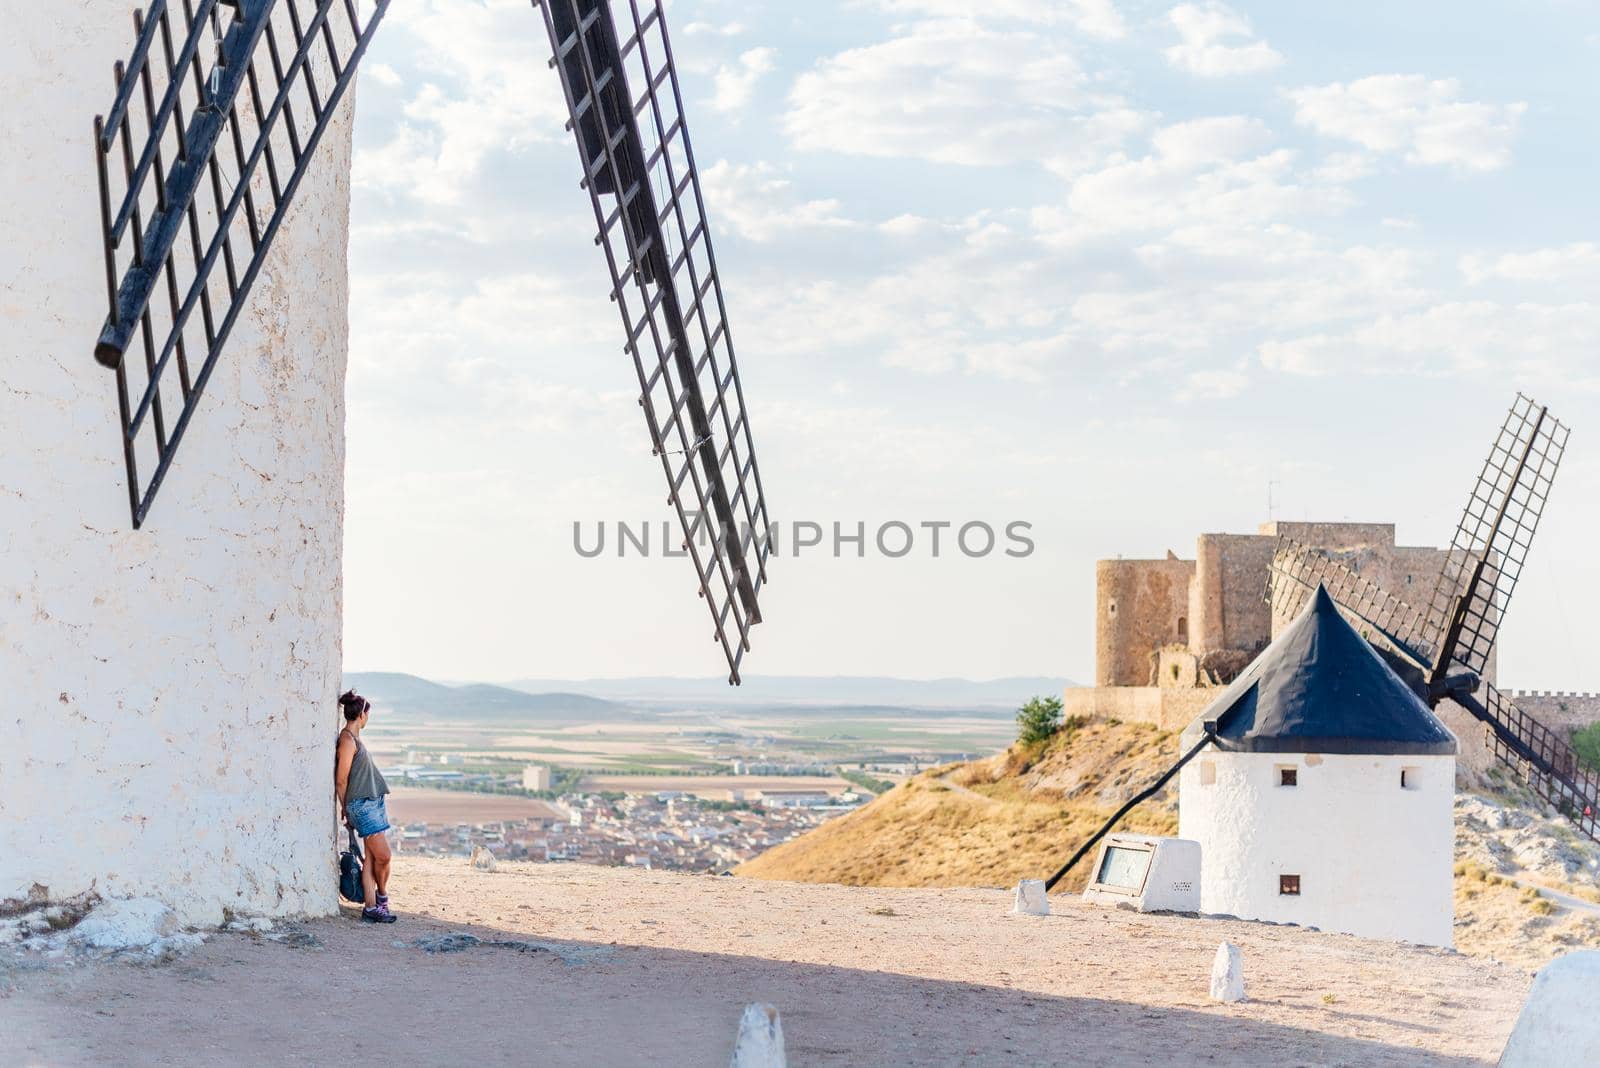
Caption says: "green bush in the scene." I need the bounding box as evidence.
[1016,695,1065,747]
[1572,723,1600,773]
[840,769,895,795]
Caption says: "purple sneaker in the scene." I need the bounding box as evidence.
[361,904,396,924]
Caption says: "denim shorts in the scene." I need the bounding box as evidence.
[346,796,390,838]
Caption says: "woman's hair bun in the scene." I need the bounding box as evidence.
[339,690,370,720]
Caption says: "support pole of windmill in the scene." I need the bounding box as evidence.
[1043,722,1222,892]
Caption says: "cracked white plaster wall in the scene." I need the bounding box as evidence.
[0,1,351,925]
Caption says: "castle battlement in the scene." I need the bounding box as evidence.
[1095,520,1454,689]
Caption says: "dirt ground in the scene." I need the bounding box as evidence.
[1,858,1530,1067]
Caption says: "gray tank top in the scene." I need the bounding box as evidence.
[342,730,389,800]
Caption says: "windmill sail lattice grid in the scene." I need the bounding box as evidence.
[1267,539,1437,670]
[91,0,771,682]
[1424,394,1568,684]
[1472,682,1600,839]
[535,0,772,682]
[94,0,389,529]
[1266,395,1597,843]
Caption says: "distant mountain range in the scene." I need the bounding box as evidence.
[503,675,1073,709]
[348,671,1075,722]
[342,671,1074,721]
[342,671,635,721]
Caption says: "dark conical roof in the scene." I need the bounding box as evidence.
[1192,584,1458,756]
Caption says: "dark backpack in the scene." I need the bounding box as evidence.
[339,826,365,904]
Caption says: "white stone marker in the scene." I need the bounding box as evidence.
[1499,951,1600,1067]
[730,1003,785,1068]
[1013,879,1050,916]
[1209,941,1245,1003]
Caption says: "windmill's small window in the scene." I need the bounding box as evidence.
[1401,767,1420,790]
[1279,874,1301,896]
[1278,766,1298,787]
[1109,600,1118,616]
[1177,615,1188,644]
[1200,761,1216,786]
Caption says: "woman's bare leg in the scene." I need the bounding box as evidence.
[360,844,378,909]
[366,832,392,901]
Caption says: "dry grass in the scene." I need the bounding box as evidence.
[1452,836,1600,969]
[737,720,1180,892]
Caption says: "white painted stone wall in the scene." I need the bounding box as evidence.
[0,1,352,925]
[1178,750,1456,947]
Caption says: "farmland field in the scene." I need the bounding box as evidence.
[574,774,852,800]
[351,673,1030,802]
[385,788,568,825]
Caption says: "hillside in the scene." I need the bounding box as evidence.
[343,671,634,721]
[738,718,1179,891]
[739,718,1600,970]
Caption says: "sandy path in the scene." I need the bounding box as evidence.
[2,858,1528,1066]
[1505,875,1600,916]
[937,772,999,806]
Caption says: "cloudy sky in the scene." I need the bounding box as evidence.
[341,0,1599,689]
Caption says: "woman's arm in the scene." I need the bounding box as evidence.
[334,734,356,819]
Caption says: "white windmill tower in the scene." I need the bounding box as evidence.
[1177,585,1458,946]
[1,0,771,924]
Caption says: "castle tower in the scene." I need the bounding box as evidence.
[0,8,354,923]
[1178,586,1458,947]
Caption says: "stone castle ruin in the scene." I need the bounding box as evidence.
[1073,522,1496,758]
[1073,518,1600,781]
[1096,521,1457,691]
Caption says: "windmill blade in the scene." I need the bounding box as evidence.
[1423,395,1569,686]
[536,0,772,684]
[1266,538,1435,671]
[92,0,391,528]
[1457,682,1600,843]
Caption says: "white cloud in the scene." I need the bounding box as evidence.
[1288,75,1526,172]
[684,21,747,37]
[1186,365,1250,400]
[878,213,935,237]
[871,0,1127,39]
[351,0,568,206]
[785,19,1143,172]
[1164,2,1283,78]
[1461,243,1600,285]
[699,160,856,241]
[1036,116,1350,245]
[1259,302,1600,387]
[712,47,777,114]
[366,62,402,88]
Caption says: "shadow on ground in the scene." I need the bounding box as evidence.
[2,904,1489,1067]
